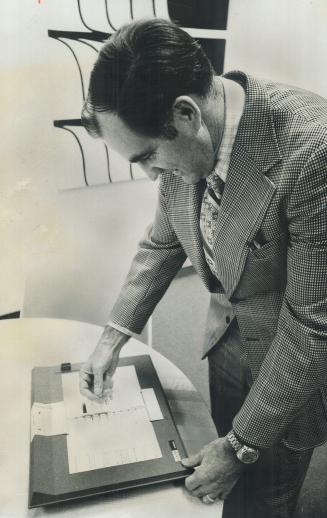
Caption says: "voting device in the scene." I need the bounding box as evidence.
[29,355,190,508]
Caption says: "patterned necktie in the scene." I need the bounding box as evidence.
[200,172,225,277]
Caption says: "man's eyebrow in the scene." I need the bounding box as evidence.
[129,148,154,163]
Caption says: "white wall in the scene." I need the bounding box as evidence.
[1,0,326,317]
[225,0,327,95]
[0,1,158,315]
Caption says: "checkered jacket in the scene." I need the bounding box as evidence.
[110,71,327,451]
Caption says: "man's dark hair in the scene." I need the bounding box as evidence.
[82,18,214,138]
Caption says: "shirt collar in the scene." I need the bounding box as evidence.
[207,77,245,189]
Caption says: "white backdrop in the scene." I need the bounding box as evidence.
[1,0,326,316]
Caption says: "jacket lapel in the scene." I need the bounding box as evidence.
[212,144,277,297]
[212,71,282,297]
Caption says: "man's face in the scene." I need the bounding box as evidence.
[96,98,218,184]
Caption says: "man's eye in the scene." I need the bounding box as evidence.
[143,152,156,162]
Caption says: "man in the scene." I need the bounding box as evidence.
[79,18,327,518]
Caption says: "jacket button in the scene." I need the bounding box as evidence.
[226,316,231,324]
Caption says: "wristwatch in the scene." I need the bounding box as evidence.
[226,430,260,464]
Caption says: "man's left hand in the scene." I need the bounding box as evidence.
[182,436,245,502]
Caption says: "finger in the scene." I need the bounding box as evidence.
[79,370,93,394]
[102,389,113,402]
[80,367,94,381]
[80,385,103,401]
[79,376,90,391]
[185,472,202,492]
[181,451,203,468]
[79,370,92,385]
[93,368,104,396]
[191,482,220,498]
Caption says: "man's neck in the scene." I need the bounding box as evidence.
[201,76,226,155]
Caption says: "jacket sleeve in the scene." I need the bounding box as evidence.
[233,143,327,449]
[109,178,187,334]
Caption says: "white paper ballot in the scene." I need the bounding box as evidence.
[62,366,162,474]
[30,402,67,440]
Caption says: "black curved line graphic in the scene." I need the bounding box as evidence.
[57,38,85,100]
[79,38,99,53]
[130,0,134,20]
[104,144,112,183]
[77,0,96,32]
[129,164,134,180]
[105,0,118,32]
[61,127,89,187]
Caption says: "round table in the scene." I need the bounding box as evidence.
[0,318,222,517]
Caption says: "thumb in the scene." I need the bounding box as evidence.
[107,350,120,377]
[103,371,114,396]
[181,450,203,468]
[93,369,104,396]
[104,371,114,388]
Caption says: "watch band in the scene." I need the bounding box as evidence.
[226,430,260,464]
[227,430,244,452]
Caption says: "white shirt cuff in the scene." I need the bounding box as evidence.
[107,321,139,338]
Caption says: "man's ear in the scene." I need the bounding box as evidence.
[172,96,202,133]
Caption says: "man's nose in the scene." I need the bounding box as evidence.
[141,165,162,181]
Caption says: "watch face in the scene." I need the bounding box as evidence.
[237,446,259,464]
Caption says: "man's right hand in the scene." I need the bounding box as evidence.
[79,325,130,400]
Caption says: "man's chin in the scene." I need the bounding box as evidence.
[181,176,202,185]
